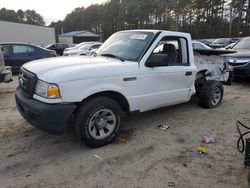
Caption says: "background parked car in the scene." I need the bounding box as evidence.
[0,43,56,73]
[225,37,250,77]
[192,40,212,50]
[63,42,102,56]
[197,39,215,46]
[46,43,69,55]
[221,42,237,50]
[63,42,94,52]
[209,38,240,49]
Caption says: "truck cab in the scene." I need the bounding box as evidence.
[15,30,227,147]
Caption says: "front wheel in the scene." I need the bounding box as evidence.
[198,80,224,108]
[75,96,122,147]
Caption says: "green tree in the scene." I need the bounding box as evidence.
[24,10,45,26]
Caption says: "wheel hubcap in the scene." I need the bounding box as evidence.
[88,109,116,140]
[210,87,221,106]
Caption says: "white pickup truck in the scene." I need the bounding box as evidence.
[15,30,232,147]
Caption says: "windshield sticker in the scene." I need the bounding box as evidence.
[129,34,147,40]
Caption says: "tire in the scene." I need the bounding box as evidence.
[198,80,224,108]
[75,96,122,147]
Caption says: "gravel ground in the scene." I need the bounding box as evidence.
[0,76,250,188]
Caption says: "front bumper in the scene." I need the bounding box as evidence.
[15,87,76,134]
[232,63,250,77]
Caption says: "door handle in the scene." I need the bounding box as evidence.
[123,77,137,81]
[185,71,192,76]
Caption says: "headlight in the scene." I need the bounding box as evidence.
[35,80,60,99]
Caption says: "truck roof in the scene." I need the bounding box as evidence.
[118,29,190,36]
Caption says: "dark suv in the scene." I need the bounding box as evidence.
[210,38,240,49]
[225,37,250,77]
[46,43,69,56]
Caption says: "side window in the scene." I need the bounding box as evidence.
[13,45,29,54]
[153,36,189,66]
[27,46,35,53]
[90,45,101,50]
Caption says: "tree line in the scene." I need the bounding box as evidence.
[0,8,45,26]
[50,0,250,40]
[0,0,249,40]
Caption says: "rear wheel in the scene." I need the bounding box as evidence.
[198,80,224,108]
[75,96,122,147]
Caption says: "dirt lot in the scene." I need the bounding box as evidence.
[0,76,250,188]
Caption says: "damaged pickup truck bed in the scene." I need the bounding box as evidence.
[15,30,234,147]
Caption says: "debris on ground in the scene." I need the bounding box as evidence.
[196,146,208,154]
[168,182,176,187]
[94,154,103,161]
[116,137,129,144]
[202,135,216,144]
[157,124,170,130]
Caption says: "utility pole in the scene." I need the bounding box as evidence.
[229,6,233,37]
[176,0,179,31]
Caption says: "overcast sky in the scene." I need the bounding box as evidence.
[0,0,108,25]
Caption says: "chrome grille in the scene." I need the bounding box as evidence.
[19,68,37,98]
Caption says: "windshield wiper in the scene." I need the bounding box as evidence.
[100,53,125,62]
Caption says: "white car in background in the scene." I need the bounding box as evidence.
[192,40,212,50]
[63,42,102,56]
[64,42,90,52]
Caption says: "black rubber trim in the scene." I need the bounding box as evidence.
[15,87,76,134]
[19,67,38,98]
[139,31,162,62]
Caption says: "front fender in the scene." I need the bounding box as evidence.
[59,78,129,103]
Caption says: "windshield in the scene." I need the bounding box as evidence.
[96,31,154,61]
[74,43,87,49]
[80,43,95,50]
[233,38,250,50]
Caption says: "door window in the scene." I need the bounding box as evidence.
[90,44,101,50]
[13,45,35,54]
[153,36,189,66]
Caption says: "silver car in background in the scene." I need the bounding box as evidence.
[63,42,102,56]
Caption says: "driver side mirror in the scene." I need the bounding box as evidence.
[145,54,168,67]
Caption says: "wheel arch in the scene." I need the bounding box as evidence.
[76,91,130,114]
[195,69,208,95]
[195,69,208,81]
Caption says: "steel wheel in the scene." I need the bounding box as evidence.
[210,87,222,106]
[88,109,117,140]
[198,80,224,109]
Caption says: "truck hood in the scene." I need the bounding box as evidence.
[23,56,139,83]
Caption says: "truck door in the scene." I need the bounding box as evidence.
[138,36,197,111]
